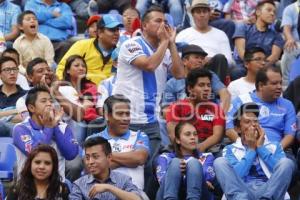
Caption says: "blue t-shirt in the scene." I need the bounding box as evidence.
[226,92,296,142]
[281,2,299,41]
[233,23,285,65]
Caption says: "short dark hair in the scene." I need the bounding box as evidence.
[0,56,17,71]
[27,57,48,75]
[122,6,140,18]
[185,68,212,96]
[2,47,20,59]
[233,103,260,127]
[244,47,266,63]
[25,85,50,115]
[83,136,112,156]
[141,5,164,23]
[17,10,36,25]
[255,65,282,91]
[103,94,130,116]
[255,0,276,16]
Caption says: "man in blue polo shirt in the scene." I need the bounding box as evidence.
[88,94,150,196]
[226,66,296,150]
[232,0,284,79]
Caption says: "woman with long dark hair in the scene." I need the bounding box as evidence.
[7,144,69,200]
[155,121,215,200]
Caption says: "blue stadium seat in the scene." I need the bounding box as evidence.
[0,142,17,180]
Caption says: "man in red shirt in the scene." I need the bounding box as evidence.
[166,68,225,153]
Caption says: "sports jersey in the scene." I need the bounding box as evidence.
[156,151,215,184]
[96,74,117,108]
[113,36,172,124]
[226,92,297,142]
[13,117,78,179]
[166,99,225,140]
[87,128,150,189]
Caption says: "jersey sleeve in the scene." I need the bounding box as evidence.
[119,39,146,64]
[134,131,151,154]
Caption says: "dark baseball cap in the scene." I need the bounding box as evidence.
[181,44,208,58]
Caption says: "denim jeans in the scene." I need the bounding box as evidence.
[136,0,183,26]
[156,158,212,200]
[130,121,161,199]
[214,157,294,200]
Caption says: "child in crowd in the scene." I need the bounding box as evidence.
[13,10,55,69]
[156,122,215,200]
[86,15,101,38]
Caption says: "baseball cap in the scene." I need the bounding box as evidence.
[87,15,101,27]
[181,44,208,58]
[188,0,210,12]
[97,14,123,29]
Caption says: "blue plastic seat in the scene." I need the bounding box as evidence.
[0,142,17,180]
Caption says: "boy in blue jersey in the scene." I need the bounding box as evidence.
[88,94,150,195]
[214,103,294,200]
[12,85,79,179]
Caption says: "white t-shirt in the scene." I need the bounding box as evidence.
[176,27,234,64]
[113,36,172,124]
[227,77,255,100]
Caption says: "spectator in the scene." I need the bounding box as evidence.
[162,44,231,112]
[214,103,294,200]
[56,14,123,85]
[228,47,266,100]
[88,0,131,15]
[24,0,74,62]
[176,0,233,83]
[13,10,55,70]
[223,0,259,23]
[232,0,284,79]
[156,122,215,200]
[226,66,296,150]
[86,15,101,38]
[284,76,300,114]
[136,0,183,27]
[6,144,69,200]
[69,136,142,200]
[0,0,21,43]
[1,47,30,90]
[12,85,79,179]
[88,94,150,194]
[0,56,27,137]
[166,68,225,154]
[58,55,99,143]
[281,1,300,89]
[112,5,184,198]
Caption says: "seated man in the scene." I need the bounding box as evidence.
[69,136,142,200]
[166,68,225,154]
[226,66,296,150]
[214,103,294,200]
[12,85,79,179]
[162,44,230,112]
[228,47,266,100]
[0,56,27,137]
[0,0,21,43]
[88,94,150,193]
[232,0,284,79]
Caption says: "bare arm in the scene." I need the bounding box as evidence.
[218,88,231,113]
[281,134,294,149]
[226,128,239,142]
[266,45,282,65]
[234,38,246,60]
[0,109,18,118]
[4,25,19,41]
[167,121,178,143]
[199,125,224,152]
[283,25,298,52]
[111,149,148,168]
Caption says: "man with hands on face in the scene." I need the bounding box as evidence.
[69,136,141,200]
[214,103,294,200]
[12,85,79,179]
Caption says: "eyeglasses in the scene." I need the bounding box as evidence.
[1,67,19,74]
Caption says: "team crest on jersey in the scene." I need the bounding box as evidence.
[112,143,122,152]
[259,105,269,117]
[21,135,32,142]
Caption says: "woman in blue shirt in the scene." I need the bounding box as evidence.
[155,121,215,200]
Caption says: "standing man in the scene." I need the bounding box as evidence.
[113,6,184,198]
